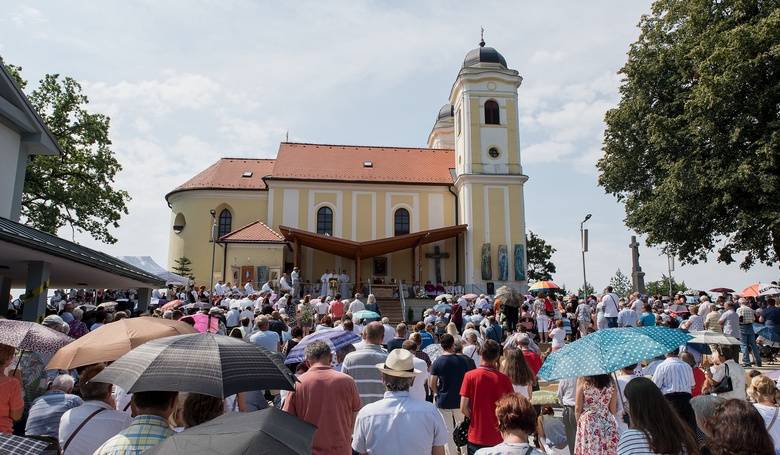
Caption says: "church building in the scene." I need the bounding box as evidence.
[166,40,529,295]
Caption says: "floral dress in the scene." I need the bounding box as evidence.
[575,382,618,455]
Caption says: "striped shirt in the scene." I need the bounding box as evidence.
[25,390,83,438]
[341,344,388,407]
[652,357,694,395]
[617,429,659,454]
[737,305,756,324]
[93,414,174,455]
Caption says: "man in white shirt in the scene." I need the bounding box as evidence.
[214,280,225,297]
[339,270,351,299]
[260,280,273,294]
[225,306,240,330]
[381,317,395,345]
[59,365,133,455]
[651,350,696,432]
[320,270,331,297]
[244,281,254,295]
[557,376,577,452]
[630,293,644,313]
[249,316,281,352]
[601,286,620,328]
[349,294,366,314]
[279,273,293,293]
[698,295,713,319]
[618,301,638,327]
[351,349,447,455]
[290,267,300,299]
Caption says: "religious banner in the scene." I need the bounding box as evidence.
[513,244,526,281]
[481,243,492,280]
[498,245,508,281]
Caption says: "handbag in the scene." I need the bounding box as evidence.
[453,416,470,447]
[710,363,733,394]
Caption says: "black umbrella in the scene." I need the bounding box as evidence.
[0,434,51,455]
[144,408,316,455]
[92,333,295,398]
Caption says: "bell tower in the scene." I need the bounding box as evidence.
[451,37,529,292]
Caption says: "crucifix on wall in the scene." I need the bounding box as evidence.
[425,245,449,284]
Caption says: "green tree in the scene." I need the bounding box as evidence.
[5,64,129,243]
[577,282,595,298]
[609,269,633,298]
[598,1,780,270]
[646,274,688,297]
[172,256,194,280]
[526,231,557,281]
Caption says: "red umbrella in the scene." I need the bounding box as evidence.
[161,299,184,311]
[709,287,734,293]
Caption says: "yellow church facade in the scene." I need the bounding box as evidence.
[166,40,529,295]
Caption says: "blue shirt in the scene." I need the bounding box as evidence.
[25,390,82,438]
[419,331,434,349]
[639,312,656,327]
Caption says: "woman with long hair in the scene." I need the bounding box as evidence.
[500,348,534,400]
[618,376,699,454]
[705,399,774,455]
[574,374,618,455]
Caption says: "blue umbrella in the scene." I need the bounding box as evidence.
[284,329,361,365]
[352,310,381,322]
[433,303,452,313]
[538,327,692,381]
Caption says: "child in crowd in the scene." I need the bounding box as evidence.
[550,320,566,351]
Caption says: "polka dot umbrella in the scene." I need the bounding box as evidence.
[538,326,692,381]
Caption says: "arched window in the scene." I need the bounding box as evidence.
[485,100,500,125]
[394,208,410,236]
[217,209,232,238]
[316,206,333,235]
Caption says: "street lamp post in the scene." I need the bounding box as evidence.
[580,214,592,299]
[209,209,217,299]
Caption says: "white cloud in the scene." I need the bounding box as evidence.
[523,141,574,163]
[529,50,567,64]
[10,6,46,26]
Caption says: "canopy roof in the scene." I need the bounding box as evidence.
[117,256,190,286]
[218,220,285,244]
[279,224,467,260]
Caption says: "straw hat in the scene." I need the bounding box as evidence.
[375,349,422,378]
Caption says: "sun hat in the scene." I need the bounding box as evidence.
[375,349,422,378]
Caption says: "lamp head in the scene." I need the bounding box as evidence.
[584,214,592,222]
[209,209,216,216]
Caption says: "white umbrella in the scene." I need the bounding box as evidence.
[435,294,453,302]
[688,330,741,346]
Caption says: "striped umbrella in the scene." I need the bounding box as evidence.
[0,320,72,354]
[740,283,780,297]
[284,329,360,365]
[538,326,692,381]
[92,333,296,398]
[160,299,185,311]
[528,281,560,293]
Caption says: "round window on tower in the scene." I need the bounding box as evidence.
[488,147,500,159]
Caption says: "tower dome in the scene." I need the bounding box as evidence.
[436,103,454,122]
[462,38,507,69]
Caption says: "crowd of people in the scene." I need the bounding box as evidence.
[2,281,780,455]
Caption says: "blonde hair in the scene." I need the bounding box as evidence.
[446,322,459,337]
[749,375,777,403]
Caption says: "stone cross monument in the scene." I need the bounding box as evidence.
[630,236,647,295]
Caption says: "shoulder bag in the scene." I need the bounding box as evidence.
[710,363,733,394]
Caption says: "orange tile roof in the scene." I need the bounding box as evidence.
[166,158,275,198]
[218,220,285,243]
[269,143,455,184]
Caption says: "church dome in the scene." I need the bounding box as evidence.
[437,104,454,121]
[462,40,507,69]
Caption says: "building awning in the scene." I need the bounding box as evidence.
[0,217,165,288]
[278,224,467,260]
[218,220,286,244]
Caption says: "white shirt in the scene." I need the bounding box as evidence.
[601,293,620,317]
[652,357,694,395]
[315,300,329,315]
[754,403,780,452]
[710,359,747,400]
[225,308,240,327]
[279,276,292,291]
[618,308,638,327]
[550,328,566,349]
[382,324,395,345]
[249,330,280,352]
[556,377,577,406]
[631,298,644,314]
[291,270,300,284]
[409,357,429,401]
[214,283,225,296]
[698,301,713,318]
[352,391,448,455]
[59,400,133,455]
[244,282,254,294]
[260,282,273,293]
[349,299,365,314]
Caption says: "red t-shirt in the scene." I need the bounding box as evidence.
[330,300,344,318]
[460,366,514,446]
[522,350,542,375]
[692,367,706,397]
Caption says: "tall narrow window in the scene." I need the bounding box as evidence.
[394,208,410,236]
[485,100,500,125]
[316,206,333,235]
[218,209,232,237]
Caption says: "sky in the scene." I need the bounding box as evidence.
[2,0,777,292]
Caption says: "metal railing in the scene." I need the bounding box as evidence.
[399,283,407,322]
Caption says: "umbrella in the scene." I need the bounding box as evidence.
[161,299,185,311]
[435,294,454,302]
[709,287,734,293]
[0,320,72,355]
[0,434,50,455]
[463,293,478,300]
[191,312,221,333]
[144,408,316,455]
[98,301,118,310]
[423,343,444,363]
[352,310,380,322]
[433,303,452,313]
[284,329,361,365]
[528,281,560,292]
[47,316,197,370]
[78,304,97,311]
[687,330,741,346]
[740,283,780,297]
[538,327,692,381]
[92,333,296,397]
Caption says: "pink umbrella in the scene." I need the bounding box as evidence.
[191,313,220,334]
[161,300,184,311]
[463,293,478,300]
